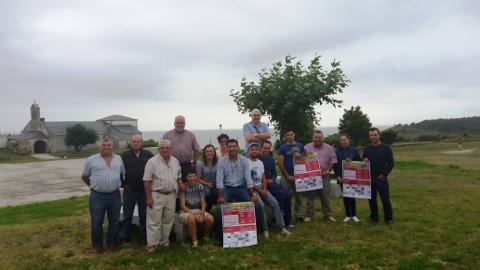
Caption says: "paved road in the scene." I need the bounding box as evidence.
[0,159,89,207]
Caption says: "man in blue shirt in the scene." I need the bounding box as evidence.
[243,109,271,153]
[258,140,293,228]
[82,139,125,254]
[215,139,257,243]
[278,129,311,223]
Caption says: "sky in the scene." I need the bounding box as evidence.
[0,0,479,133]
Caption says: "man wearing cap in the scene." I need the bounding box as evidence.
[243,109,271,153]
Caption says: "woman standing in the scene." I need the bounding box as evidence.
[333,134,362,222]
[196,144,219,212]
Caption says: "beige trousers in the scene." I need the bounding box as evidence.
[146,192,176,247]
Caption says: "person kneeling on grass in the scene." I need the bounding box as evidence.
[179,170,214,248]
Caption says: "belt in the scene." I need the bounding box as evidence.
[154,190,175,195]
[91,189,119,195]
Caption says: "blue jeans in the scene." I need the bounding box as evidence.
[89,190,121,248]
[255,190,285,231]
[121,190,147,241]
[267,183,292,226]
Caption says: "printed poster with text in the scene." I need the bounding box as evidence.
[222,202,257,248]
[294,153,323,192]
[342,160,371,199]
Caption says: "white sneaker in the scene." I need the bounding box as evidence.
[280,228,292,235]
[352,216,360,223]
[304,217,312,223]
[263,231,269,239]
[343,217,352,223]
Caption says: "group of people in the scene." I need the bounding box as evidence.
[81,110,395,254]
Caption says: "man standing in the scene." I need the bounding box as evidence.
[304,130,338,222]
[258,140,293,228]
[277,129,309,223]
[362,128,395,225]
[243,109,271,153]
[121,135,153,243]
[163,115,200,182]
[82,139,125,254]
[143,139,182,253]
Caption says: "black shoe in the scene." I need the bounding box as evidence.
[296,217,304,223]
[369,218,379,224]
[386,220,394,226]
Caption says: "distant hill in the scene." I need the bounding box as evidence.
[393,116,480,138]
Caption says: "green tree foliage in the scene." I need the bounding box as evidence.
[393,116,480,138]
[380,128,399,145]
[324,133,340,148]
[143,139,158,148]
[64,124,98,152]
[338,106,372,147]
[230,55,349,144]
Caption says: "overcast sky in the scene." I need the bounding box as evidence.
[0,0,479,133]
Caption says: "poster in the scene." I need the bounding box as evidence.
[294,153,323,192]
[222,202,257,248]
[342,160,371,199]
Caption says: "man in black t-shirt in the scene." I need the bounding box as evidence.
[362,128,395,225]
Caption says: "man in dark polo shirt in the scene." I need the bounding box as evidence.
[363,127,395,225]
[121,135,153,243]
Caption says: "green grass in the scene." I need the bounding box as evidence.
[0,142,479,269]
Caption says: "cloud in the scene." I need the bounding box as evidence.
[0,0,479,132]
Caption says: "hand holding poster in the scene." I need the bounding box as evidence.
[294,153,323,192]
[342,160,371,199]
[222,202,257,248]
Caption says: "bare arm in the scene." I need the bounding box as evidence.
[81,176,90,186]
[144,180,154,208]
[179,197,191,213]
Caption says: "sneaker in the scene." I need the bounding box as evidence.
[287,224,296,229]
[352,216,360,223]
[343,217,352,223]
[304,217,312,223]
[263,231,270,239]
[280,228,292,235]
[326,216,336,222]
[192,240,199,248]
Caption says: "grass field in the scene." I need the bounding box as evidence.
[0,142,479,269]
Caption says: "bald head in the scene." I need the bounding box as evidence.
[174,115,186,132]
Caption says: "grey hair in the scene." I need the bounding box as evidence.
[250,109,262,116]
[158,139,171,147]
[130,134,143,141]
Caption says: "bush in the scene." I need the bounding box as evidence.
[324,134,340,148]
[380,128,399,145]
[416,134,449,142]
[143,139,158,147]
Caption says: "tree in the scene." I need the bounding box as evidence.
[230,55,349,144]
[380,128,399,145]
[65,124,98,152]
[338,106,372,147]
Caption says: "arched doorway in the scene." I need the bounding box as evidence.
[34,140,47,153]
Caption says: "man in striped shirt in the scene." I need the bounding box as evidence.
[81,139,126,254]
